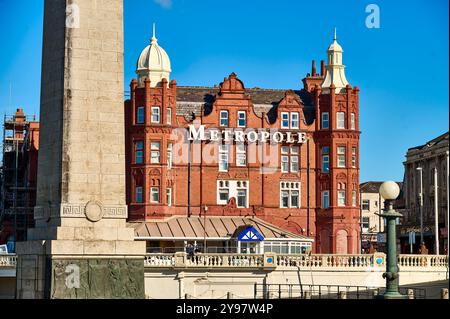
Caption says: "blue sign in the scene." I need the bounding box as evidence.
[237,226,264,242]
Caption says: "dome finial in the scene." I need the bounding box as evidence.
[151,22,157,44]
[334,27,337,41]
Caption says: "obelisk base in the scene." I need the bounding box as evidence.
[16,239,145,299]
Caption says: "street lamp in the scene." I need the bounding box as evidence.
[416,167,424,244]
[377,181,406,299]
[203,205,208,253]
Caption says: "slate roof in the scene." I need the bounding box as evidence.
[360,181,403,193]
[175,86,315,124]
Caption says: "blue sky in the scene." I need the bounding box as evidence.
[0,0,448,182]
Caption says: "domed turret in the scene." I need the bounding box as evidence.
[321,28,349,94]
[136,24,172,87]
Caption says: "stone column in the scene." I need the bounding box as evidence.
[16,0,145,299]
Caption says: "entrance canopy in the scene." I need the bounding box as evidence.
[130,216,312,243]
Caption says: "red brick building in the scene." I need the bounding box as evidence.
[125,29,361,253]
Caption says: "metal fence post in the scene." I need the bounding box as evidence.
[304,289,311,299]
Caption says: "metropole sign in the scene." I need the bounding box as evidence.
[188,125,308,144]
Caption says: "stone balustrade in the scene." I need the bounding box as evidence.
[398,254,449,269]
[0,254,17,267]
[3,253,447,270]
[143,252,448,270]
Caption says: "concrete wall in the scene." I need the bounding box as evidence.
[144,267,449,299]
[0,277,16,299]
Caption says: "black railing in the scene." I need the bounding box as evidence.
[254,284,427,299]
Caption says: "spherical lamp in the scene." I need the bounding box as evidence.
[379,181,400,200]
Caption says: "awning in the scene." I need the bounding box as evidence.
[129,216,313,242]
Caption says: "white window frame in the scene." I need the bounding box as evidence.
[362,199,370,211]
[322,190,330,209]
[151,141,160,164]
[352,190,357,207]
[280,182,300,208]
[351,113,355,130]
[220,111,229,127]
[236,144,246,167]
[321,112,329,129]
[352,147,357,168]
[291,112,299,129]
[237,111,246,128]
[167,108,172,125]
[166,188,172,207]
[151,106,160,124]
[137,106,145,124]
[218,144,229,172]
[281,112,289,129]
[237,189,247,208]
[290,146,299,173]
[167,143,173,169]
[338,190,346,207]
[336,112,345,129]
[151,187,160,203]
[337,146,346,168]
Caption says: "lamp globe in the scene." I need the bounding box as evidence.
[379,181,400,200]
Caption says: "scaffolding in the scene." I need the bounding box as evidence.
[0,109,38,245]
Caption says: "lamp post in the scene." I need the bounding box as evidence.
[203,205,208,253]
[416,167,424,244]
[376,181,406,299]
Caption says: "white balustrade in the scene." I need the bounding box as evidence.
[0,254,17,267]
[143,253,448,270]
[144,254,175,267]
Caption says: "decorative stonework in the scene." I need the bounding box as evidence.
[85,201,104,222]
[59,204,127,219]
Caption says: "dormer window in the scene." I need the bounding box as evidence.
[291,112,299,129]
[220,111,229,127]
[281,112,289,129]
[237,111,246,127]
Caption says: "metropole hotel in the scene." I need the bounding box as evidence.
[125,29,361,255]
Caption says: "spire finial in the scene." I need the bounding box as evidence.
[151,23,157,43]
[334,27,337,41]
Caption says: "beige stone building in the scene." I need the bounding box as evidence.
[359,181,402,252]
[401,132,449,254]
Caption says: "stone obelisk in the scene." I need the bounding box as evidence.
[15,0,145,299]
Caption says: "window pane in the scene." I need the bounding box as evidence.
[238,112,246,127]
[291,190,299,208]
[322,146,329,154]
[337,112,345,129]
[281,113,289,128]
[167,188,172,206]
[323,191,329,208]
[281,146,289,154]
[136,187,143,203]
[351,113,355,130]
[220,111,228,126]
[152,107,160,123]
[281,156,289,173]
[291,156,299,172]
[281,191,289,208]
[167,108,172,125]
[137,106,145,124]
[291,112,299,128]
[219,190,229,201]
[322,112,329,129]
[322,155,329,173]
[237,190,246,207]
[338,191,346,206]
[151,188,160,203]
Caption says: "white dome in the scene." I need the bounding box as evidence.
[327,40,343,52]
[136,26,171,87]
